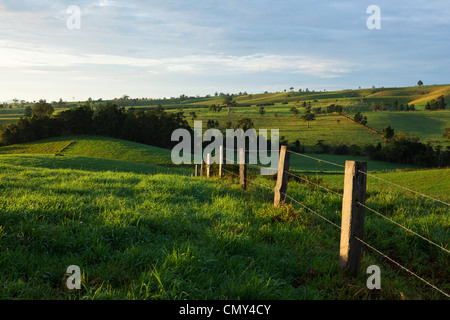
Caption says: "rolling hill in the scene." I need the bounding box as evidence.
[0,136,448,300]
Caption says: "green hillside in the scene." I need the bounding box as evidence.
[0,158,448,300]
[0,136,173,165]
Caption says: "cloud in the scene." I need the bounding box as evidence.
[0,39,352,79]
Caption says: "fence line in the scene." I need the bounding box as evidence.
[284,170,342,197]
[225,160,449,256]
[222,167,341,230]
[191,148,450,298]
[287,149,449,207]
[286,150,449,254]
[225,167,449,298]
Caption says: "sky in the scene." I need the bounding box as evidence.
[1,0,449,102]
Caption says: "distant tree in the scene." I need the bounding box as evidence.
[354,111,368,125]
[326,104,343,114]
[56,105,94,135]
[32,99,54,118]
[206,119,219,129]
[436,95,446,110]
[290,106,299,117]
[57,98,66,109]
[24,106,33,118]
[301,109,316,128]
[93,103,127,138]
[425,95,446,110]
[236,118,254,131]
[223,95,237,115]
[417,80,423,86]
[189,111,197,120]
[382,125,395,144]
[258,106,265,116]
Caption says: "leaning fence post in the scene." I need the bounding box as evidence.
[239,148,247,189]
[274,145,290,207]
[206,153,212,177]
[339,161,367,275]
[219,145,224,178]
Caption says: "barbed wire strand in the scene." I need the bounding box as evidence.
[287,149,448,206]
[358,170,450,207]
[222,167,341,229]
[357,201,450,254]
[354,235,450,299]
[284,170,343,197]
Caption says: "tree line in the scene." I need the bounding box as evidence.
[0,100,191,149]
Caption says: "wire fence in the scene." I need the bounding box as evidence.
[193,147,449,299]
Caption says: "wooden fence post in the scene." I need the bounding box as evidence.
[219,145,224,178]
[206,153,212,177]
[274,145,290,207]
[200,158,205,177]
[339,161,367,275]
[239,148,247,189]
[194,165,199,177]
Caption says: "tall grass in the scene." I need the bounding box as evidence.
[0,162,448,300]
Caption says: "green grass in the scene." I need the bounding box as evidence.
[0,136,174,165]
[0,154,190,176]
[363,111,450,145]
[0,162,448,300]
[308,168,450,201]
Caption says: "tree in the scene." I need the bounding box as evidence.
[24,106,33,118]
[301,109,316,128]
[236,118,254,131]
[206,119,219,129]
[32,99,54,118]
[189,111,197,120]
[57,98,66,109]
[417,80,423,86]
[289,106,299,117]
[223,95,237,115]
[258,106,265,116]
[382,125,395,144]
[425,95,446,110]
[436,95,446,110]
[354,111,368,125]
[56,105,94,135]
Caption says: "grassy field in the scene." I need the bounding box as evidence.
[0,84,448,300]
[0,161,448,300]
[0,135,420,173]
[0,136,448,300]
[2,85,449,149]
